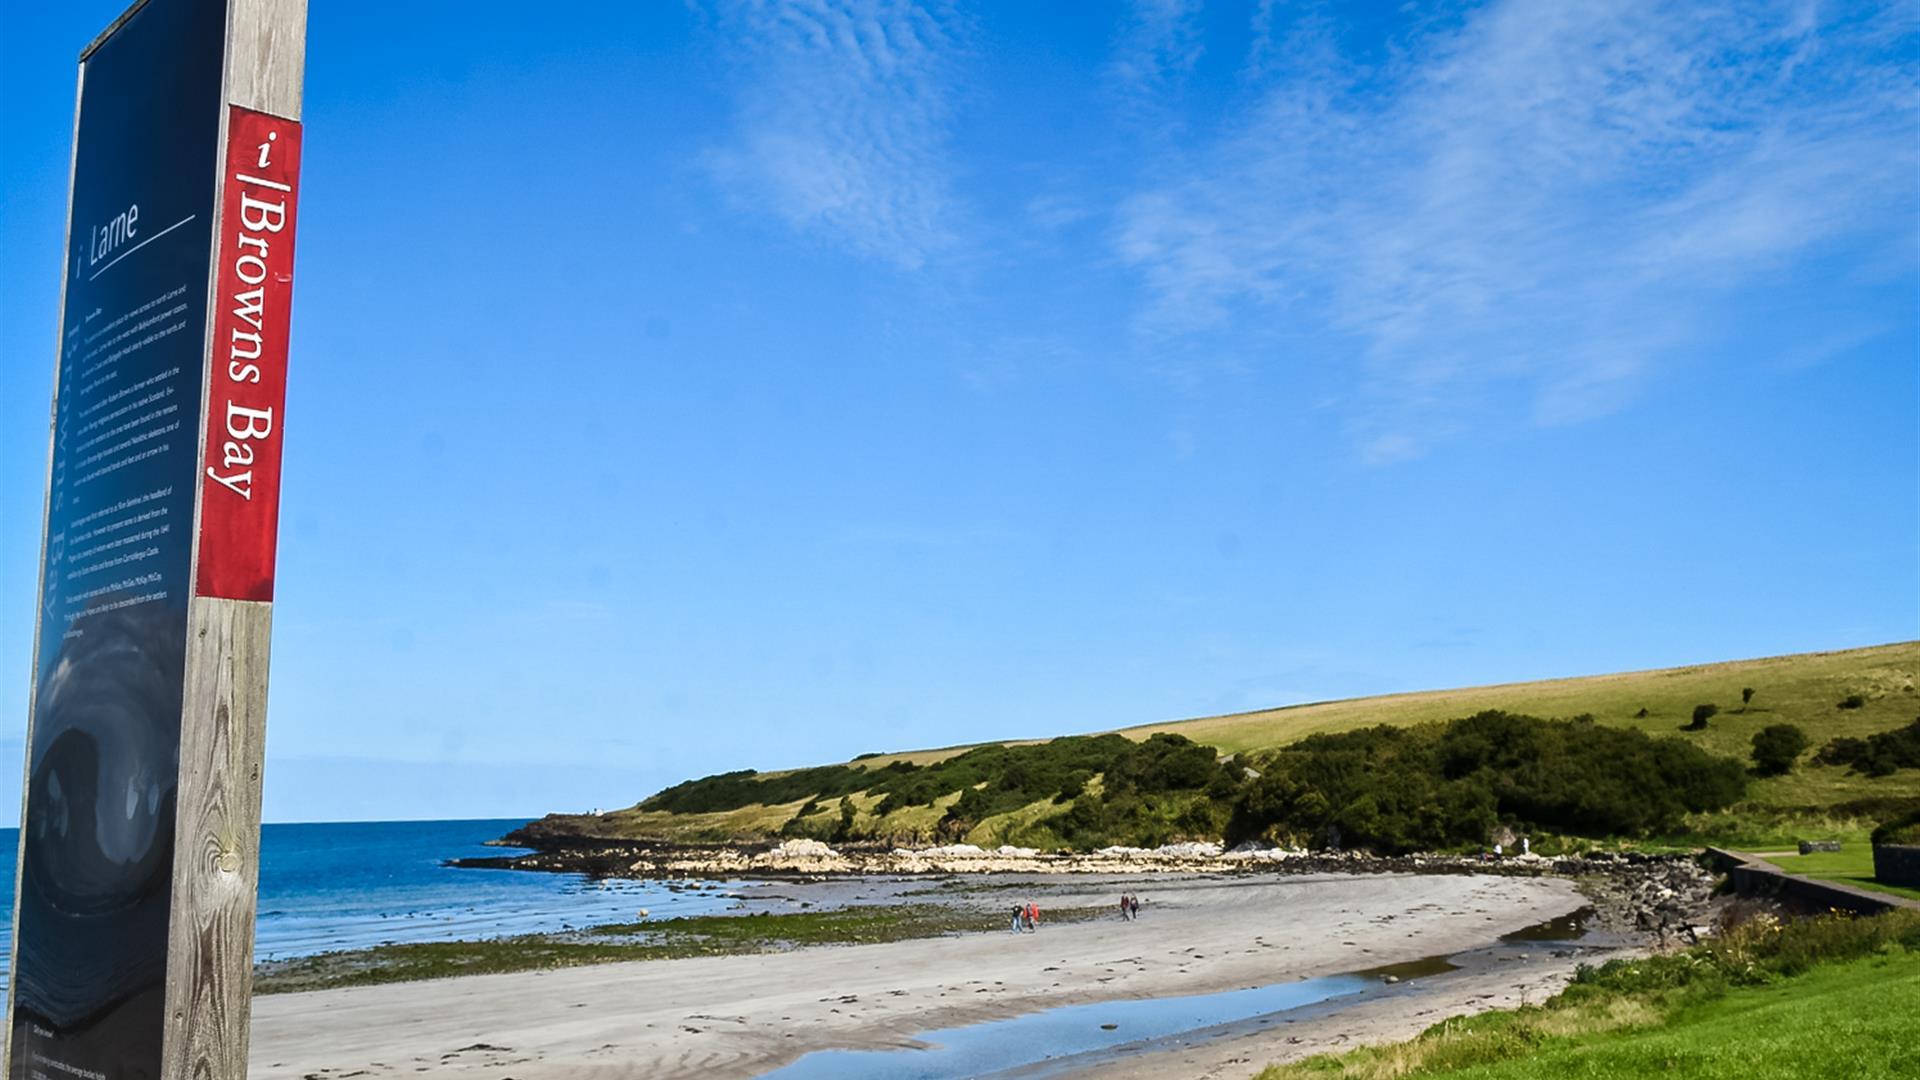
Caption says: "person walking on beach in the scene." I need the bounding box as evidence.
[1026,901,1039,932]
[1011,904,1024,934]
[1119,894,1130,921]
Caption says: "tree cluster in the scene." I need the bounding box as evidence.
[647,711,1751,854]
[1815,717,1920,777]
[1749,724,1808,775]
[1221,711,1747,853]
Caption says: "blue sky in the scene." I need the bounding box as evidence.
[1,0,1914,823]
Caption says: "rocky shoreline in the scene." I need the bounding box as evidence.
[452,836,1726,942]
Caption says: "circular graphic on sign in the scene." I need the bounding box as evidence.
[27,599,183,917]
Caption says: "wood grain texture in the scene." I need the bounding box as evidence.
[156,5,306,1077]
[160,598,273,1080]
[225,0,307,119]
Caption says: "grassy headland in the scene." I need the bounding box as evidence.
[1256,909,1920,1080]
[517,642,1919,853]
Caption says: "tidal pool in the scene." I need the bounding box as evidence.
[762,904,1602,1079]
[760,969,1375,1079]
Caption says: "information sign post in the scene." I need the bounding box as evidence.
[6,2,307,1077]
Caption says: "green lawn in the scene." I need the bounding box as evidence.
[1262,911,1920,1080]
[1757,842,1920,902]
[1265,949,1920,1080]
[1428,952,1920,1080]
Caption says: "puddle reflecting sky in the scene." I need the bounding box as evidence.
[762,971,1373,1080]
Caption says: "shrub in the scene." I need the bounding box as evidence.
[1054,770,1090,802]
[1224,711,1746,853]
[1872,810,1920,847]
[832,796,857,841]
[778,798,825,838]
[1750,724,1809,776]
[1050,794,1110,847]
[645,732,1142,817]
[1839,694,1866,710]
[652,711,1749,853]
[1814,717,1920,776]
[1831,793,1920,821]
[942,785,993,831]
[1742,687,1755,708]
[1103,733,1218,794]
[1686,703,1718,731]
[1041,788,1219,851]
[1564,909,1920,997]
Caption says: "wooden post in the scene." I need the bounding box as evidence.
[162,4,305,1076]
[6,3,305,1078]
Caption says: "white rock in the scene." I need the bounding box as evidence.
[1155,841,1224,858]
[770,838,840,859]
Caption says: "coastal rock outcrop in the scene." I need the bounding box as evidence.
[451,838,1726,939]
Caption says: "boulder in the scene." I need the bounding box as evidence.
[769,838,839,860]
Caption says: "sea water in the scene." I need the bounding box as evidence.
[0,818,745,987]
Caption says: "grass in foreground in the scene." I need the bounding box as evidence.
[253,903,1105,994]
[1259,908,1920,1080]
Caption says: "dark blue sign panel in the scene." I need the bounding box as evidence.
[11,2,227,1076]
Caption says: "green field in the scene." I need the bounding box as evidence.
[1756,841,1920,902]
[1291,952,1920,1080]
[1260,911,1920,1080]
[1124,642,1918,759]
[557,642,1920,847]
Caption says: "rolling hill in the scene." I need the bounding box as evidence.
[528,641,1920,850]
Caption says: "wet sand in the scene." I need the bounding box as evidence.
[1060,934,1620,1079]
[250,871,1590,1079]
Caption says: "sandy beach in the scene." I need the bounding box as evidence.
[251,870,1602,1079]
[1059,939,1612,1080]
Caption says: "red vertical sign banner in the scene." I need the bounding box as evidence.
[198,105,301,601]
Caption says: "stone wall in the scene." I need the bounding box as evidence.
[1874,844,1920,889]
[1705,847,1915,915]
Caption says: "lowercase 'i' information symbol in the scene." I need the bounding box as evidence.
[5,2,307,1079]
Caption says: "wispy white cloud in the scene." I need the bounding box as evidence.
[1110,0,1207,98]
[705,0,965,268]
[1116,0,1918,459]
